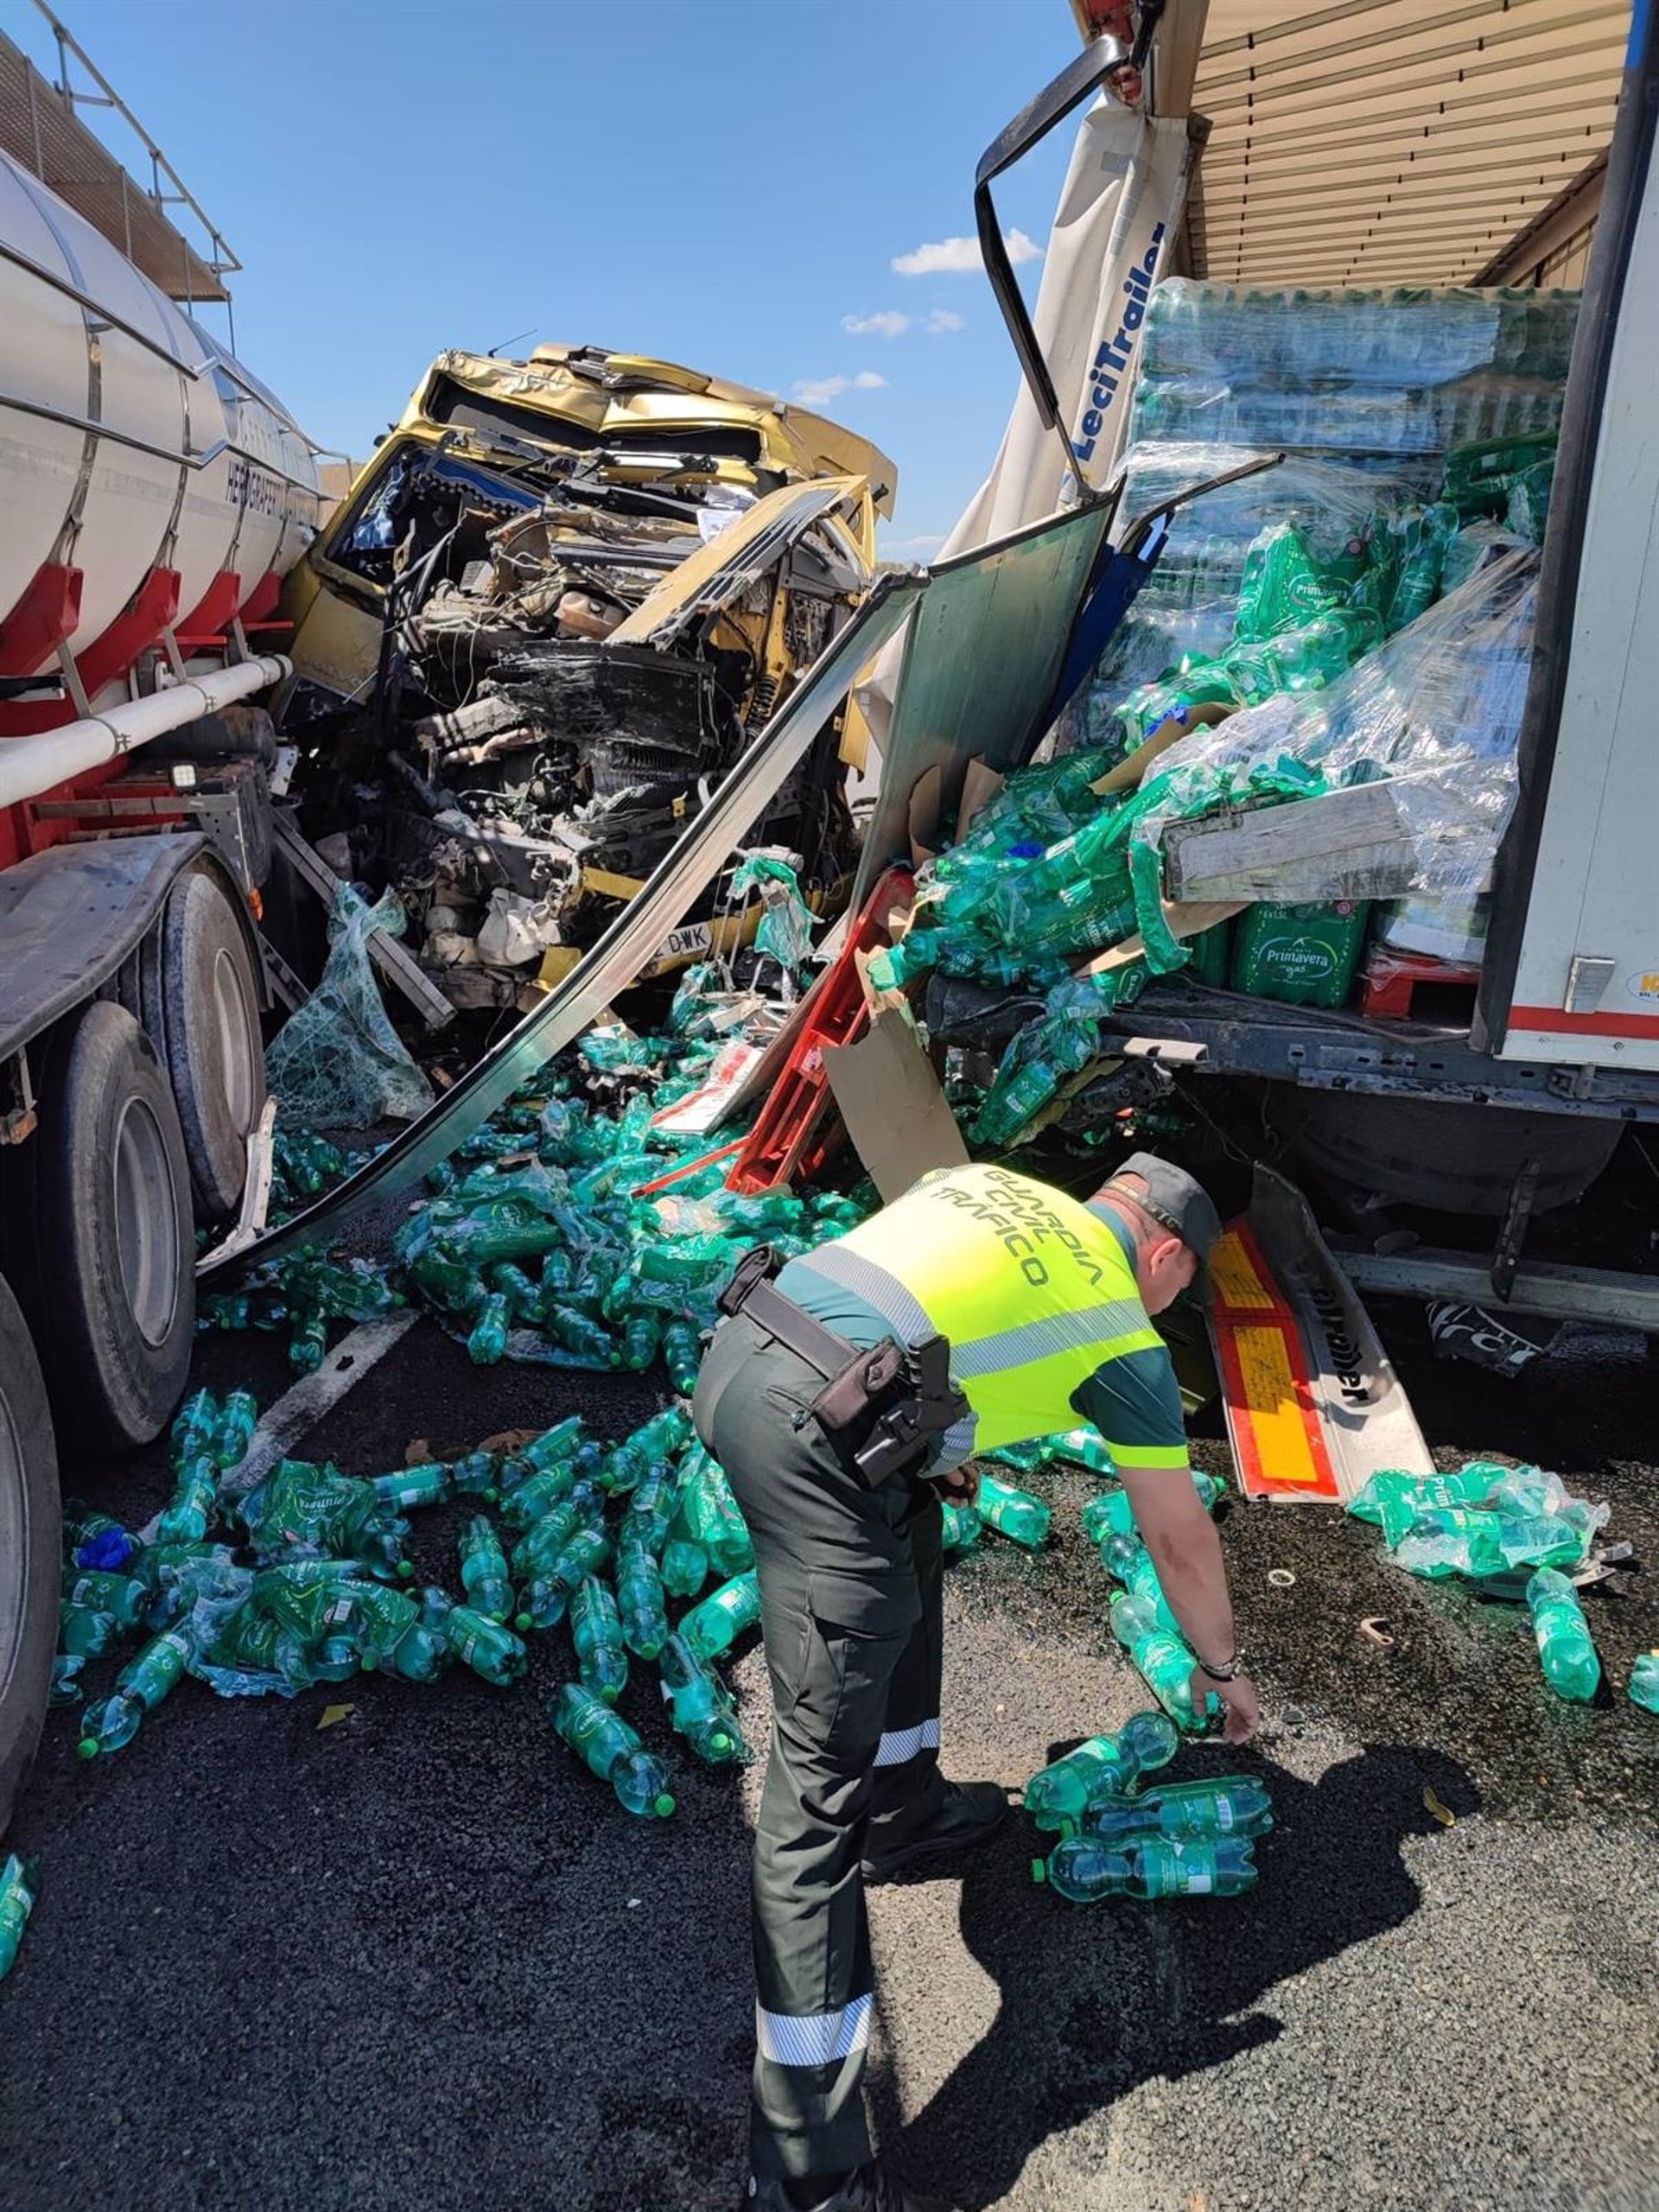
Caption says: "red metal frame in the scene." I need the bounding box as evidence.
[725,865,915,1194]
[0,563,84,678]
[0,569,181,737]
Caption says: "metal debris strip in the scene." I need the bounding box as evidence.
[200,575,925,1283]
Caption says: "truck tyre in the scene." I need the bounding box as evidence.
[1271,1092,1624,1216]
[0,1270,58,1840]
[120,867,266,1224]
[0,1001,195,1452]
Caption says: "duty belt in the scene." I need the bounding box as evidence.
[717,1244,969,1490]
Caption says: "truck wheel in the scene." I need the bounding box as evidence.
[1271,1092,1624,1216]
[0,1001,195,1452]
[120,867,266,1224]
[0,1271,58,1840]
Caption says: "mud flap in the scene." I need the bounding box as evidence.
[1208,1164,1432,1503]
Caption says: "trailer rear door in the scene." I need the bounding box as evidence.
[1479,5,1659,1071]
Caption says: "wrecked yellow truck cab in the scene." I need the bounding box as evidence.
[276,345,896,1008]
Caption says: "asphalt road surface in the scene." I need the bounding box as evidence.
[3,1301,1656,2212]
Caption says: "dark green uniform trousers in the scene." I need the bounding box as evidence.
[695,1311,945,2183]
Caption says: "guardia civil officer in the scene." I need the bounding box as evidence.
[695,1154,1260,2212]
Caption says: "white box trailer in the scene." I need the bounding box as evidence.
[948,1,1659,1235]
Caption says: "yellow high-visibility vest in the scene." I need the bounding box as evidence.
[810,1162,1162,1454]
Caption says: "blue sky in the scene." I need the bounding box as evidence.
[17,0,1087,556]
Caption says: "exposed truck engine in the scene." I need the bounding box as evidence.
[278,348,896,1009]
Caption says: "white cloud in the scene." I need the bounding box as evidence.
[842,310,910,339]
[791,370,887,405]
[887,532,946,559]
[891,228,1043,276]
[925,308,965,334]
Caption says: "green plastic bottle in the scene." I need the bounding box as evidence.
[289,1308,328,1373]
[62,1570,148,1630]
[467,1290,512,1365]
[661,1534,711,1601]
[169,1388,221,1465]
[635,1236,738,1287]
[635,1408,694,1464]
[252,1560,372,1644]
[0,1853,39,1981]
[371,1463,454,1512]
[351,1583,444,1680]
[1096,1534,1181,1636]
[658,1630,749,1764]
[1630,1652,1659,1714]
[215,1389,259,1470]
[625,1460,684,1560]
[1391,1506,1505,1579]
[1049,1427,1117,1478]
[679,1570,761,1662]
[458,1516,513,1623]
[614,1538,671,1661]
[1109,1593,1218,1731]
[1346,1465,1494,1530]
[676,1446,753,1576]
[58,1600,119,1658]
[521,1416,588,1471]
[1036,1834,1257,1902]
[490,1262,544,1324]
[516,1525,611,1630]
[1525,1567,1601,1702]
[510,1488,603,1577]
[976,1473,1052,1550]
[157,1452,219,1545]
[439,1599,529,1687]
[662,1318,702,1395]
[77,1627,194,1756]
[1080,1775,1274,1842]
[620,1313,662,1372]
[549,1682,676,1818]
[501,1463,586,1534]
[448,1450,500,1501]
[1024,1710,1181,1833]
[544,1305,618,1365]
[940,1502,982,1553]
[570,1577,629,1705]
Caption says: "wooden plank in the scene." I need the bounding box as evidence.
[273,814,455,1032]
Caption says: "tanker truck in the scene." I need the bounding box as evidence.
[0,22,320,1826]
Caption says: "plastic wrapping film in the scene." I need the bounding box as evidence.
[265,886,436,1129]
[1135,282,1580,397]
[1128,542,1541,906]
[1064,280,1577,753]
[1070,445,1439,733]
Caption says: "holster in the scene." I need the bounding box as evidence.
[716,1246,969,1490]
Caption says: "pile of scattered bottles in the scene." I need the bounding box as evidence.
[1026,1709,1271,1902]
[52,1384,782,1821]
[199,968,872,1384]
[1348,1461,1654,1712]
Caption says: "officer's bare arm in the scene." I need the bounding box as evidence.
[1117,1465,1236,1674]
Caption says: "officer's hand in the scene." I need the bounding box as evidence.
[934,1462,981,1506]
[1191,1667,1260,1744]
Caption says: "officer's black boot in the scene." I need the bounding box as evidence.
[742,2158,962,2211]
[860,1778,1008,1883]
